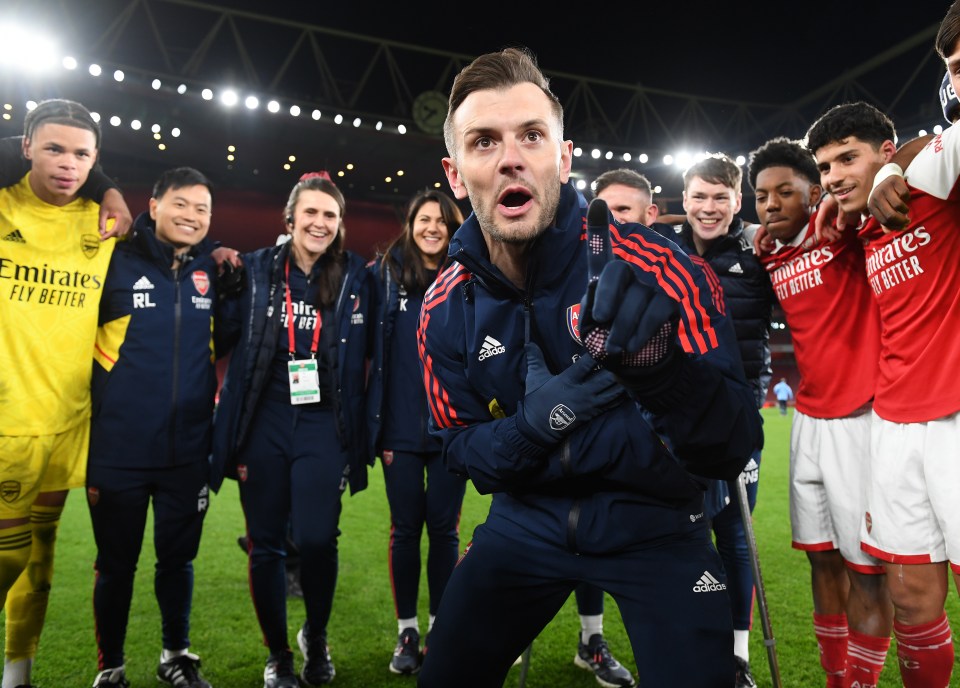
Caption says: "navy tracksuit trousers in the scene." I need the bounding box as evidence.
[236,400,347,654]
[87,461,209,669]
[418,519,734,688]
[381,449,466,620]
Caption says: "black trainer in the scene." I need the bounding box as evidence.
[389,627,421,675]
[573,634,637,688]
[157,653,212,688]
[734,655,757,688]
[298,626,336,685]
[263,650,298,688]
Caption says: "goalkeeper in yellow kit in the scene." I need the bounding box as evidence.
[0,99,115,688]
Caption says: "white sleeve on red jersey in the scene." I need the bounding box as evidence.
[904,124,960,201]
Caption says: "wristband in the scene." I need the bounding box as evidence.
[871,162,904,197]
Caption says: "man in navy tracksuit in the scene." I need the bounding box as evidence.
[87,167,232,688]
[416,48,760,688]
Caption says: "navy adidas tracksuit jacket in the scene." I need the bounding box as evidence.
[87,211,226,667]
[209,240,373,495]
[417,182,761,688]
[418,182,760,554]
[90,212,224,469]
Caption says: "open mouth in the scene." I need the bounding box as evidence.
[499,190,531,208]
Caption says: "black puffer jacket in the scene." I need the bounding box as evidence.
[677,218,775,408]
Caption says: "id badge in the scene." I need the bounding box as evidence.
[288,359,321,405]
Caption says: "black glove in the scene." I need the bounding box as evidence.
[580,198,680,371]
[218,261,246,299]
[515,342,624,447]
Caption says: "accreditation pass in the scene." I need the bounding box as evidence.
[288,359,321,405]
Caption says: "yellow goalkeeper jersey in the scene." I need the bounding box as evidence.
[0,174,114,435]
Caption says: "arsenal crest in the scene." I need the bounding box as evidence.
[87,486,100,506]
[566,303,581,343]
[81,234,100,259]
[236,464,248,482]
[382,449,394,466]
[0,481,20,503]
[192,270,210,296]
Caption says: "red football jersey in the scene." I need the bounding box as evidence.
[858,126,960,422]
[761,212,881,418]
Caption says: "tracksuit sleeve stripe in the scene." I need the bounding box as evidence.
[610,225,719,354]
[418,263,469,429]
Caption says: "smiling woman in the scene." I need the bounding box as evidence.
[209,171,374,688]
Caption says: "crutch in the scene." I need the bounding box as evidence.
[516,643,533,688]
[736,472,783,688]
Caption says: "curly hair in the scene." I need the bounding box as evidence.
[804,102,895,156]
[747,137,820,190]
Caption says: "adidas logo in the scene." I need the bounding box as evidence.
[692,570,727,592]
[478,335,506,361]
[728,262,744,274]
[133,276,155,290]
[742,458,760,484]
[2,229,25,243]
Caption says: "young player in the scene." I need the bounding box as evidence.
[0,99,116,688]
[817,6,960,683]
[749,136,893,687]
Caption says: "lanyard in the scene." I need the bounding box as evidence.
[284,257,322,359]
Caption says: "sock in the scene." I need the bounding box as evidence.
[894,613,954,688]
[161,647,189,663]
[847,629,891,688]
[814,612,849,688]
[734,629,750,662]
[2,658,32,688]
[5,505,63,662]
[398,617,418,635]
[0,523,32,610]
[580,614,603,645]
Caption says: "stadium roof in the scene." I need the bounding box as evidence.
[0,0,948,211]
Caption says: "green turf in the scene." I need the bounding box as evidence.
[9,407,960,686]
